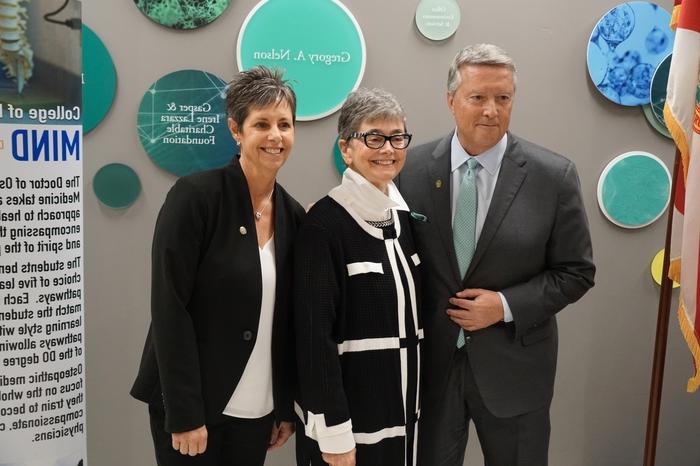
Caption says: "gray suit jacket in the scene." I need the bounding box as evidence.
[397,132,595,418]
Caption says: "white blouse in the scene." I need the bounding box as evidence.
[223,236,276,419]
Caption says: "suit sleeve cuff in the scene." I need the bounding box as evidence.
[498,292,514,323]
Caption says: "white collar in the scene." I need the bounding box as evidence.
[450,131,507,176]
[328,168,409,239]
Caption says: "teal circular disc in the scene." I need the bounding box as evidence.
[237,0,366,120]
[333,135,345,175]
[597,151,671,228]
[136,69,237,177]
[642,103,672,138]
[93,163,142,209]
[134,0,231,30]
[650,53,672,128]
[83,25,117,134]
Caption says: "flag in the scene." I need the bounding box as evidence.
[664,0,700,392]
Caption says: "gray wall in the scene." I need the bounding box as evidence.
[84,1,699,465]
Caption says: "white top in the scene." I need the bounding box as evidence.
[223,236,276,419]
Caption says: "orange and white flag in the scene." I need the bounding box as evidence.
[664,0,700,392]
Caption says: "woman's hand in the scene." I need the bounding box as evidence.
[171,425,208,456]
[268,421,295,450]
[321,448,356,466]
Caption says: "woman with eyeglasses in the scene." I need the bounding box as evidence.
[294,88,423,466]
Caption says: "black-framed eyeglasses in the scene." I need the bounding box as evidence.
[349,131,413,150]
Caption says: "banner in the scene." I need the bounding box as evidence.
[0,0,86,464]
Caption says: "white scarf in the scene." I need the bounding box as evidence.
[328,168,409,224]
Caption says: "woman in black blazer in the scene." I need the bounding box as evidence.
[131,66,304,466]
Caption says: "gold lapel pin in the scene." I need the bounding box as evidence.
[435,179,443,189]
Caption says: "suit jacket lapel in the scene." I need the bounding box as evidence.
[467,134,527,277]
[427,133,462,285]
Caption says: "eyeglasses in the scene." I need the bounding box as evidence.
[349,131,413,150]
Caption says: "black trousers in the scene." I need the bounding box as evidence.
[417,350,550,466]
[149,404,274,466]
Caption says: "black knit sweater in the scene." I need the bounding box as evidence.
[295,196,423,465]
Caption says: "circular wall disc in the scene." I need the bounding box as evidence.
[133,0,231,30]
[597,151,671,228]
[136,69,237,177]
[93,163,142,209]
[650,53,672,128]
[237,0,366,120]
[332,135,346,176]
[650,248,680,288]
[642,104,672,138]
[415,0,461,41]
[83,25,117,134]
[587,2,674,106]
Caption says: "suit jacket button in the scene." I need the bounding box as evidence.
[242,330,253,341]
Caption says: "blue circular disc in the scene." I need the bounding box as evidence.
[587,2,674,106]
[597,151,671,228]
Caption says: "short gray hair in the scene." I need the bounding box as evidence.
[225,66,297,127]
[337,88,406,140]
[447,43,517,95]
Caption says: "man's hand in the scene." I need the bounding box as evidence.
[447,288,504,331]
[322,448,356,466]
[268,421,295,450]
[172,425,207,456]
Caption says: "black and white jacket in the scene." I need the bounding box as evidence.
[294,168,423,466]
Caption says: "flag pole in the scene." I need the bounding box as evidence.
[642,148,682,466]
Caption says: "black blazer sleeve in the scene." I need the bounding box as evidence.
[294,219,353,435]
[149,178,209,433]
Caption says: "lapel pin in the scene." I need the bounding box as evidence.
[435,179,443,189]
[239,226,247,235]
[410,212,428,223]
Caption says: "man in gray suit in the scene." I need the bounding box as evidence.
[398,44,595,466]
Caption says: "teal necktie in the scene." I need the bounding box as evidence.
[453,157,479,348]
